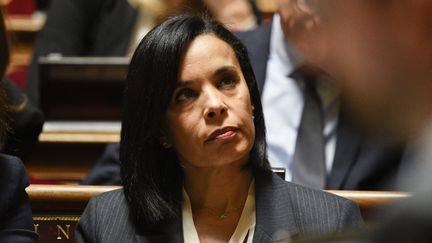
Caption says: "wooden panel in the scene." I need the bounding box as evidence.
[327,190,410,210]
[39,56,129,121]
[39,132,120,144]
[5,15,45,32]
[39,121,121,144]
[28,185,120,211]
[27,143,107,183]
[27,185,409,213]
[29,185,119,242]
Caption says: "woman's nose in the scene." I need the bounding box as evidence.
[203,89,227,120]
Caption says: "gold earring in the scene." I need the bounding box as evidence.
[252,105,255,120]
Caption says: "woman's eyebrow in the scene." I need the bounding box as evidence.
[176,66,238,87]
[175,80,194,88]
[213,65,237,76]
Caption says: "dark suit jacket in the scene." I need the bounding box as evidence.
[0,154,38,242]
[76,170,363,242]
[27,0,137,105]
[234,21,405,190]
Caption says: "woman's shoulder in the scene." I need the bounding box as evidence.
[77,189,139,242]
[0,154,28,193]
[0,153,25,174]
[255,169,364,234]
[257,169,354,205]
[88,188,127,211]
[82,188,130,224]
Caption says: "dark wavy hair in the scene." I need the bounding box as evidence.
[120,15,269,224]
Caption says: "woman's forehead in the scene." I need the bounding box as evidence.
[178,34,240,75]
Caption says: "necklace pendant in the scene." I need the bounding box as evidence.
[219,213,228,219]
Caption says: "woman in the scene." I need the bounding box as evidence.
[76,15,363,242]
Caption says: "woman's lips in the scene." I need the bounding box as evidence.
[205,127,239,142]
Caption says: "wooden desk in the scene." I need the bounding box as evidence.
[26,185,410,242]
[39,121,121,144]
[5,15,45,32]
[27,122,120,183]
[28,185,119,242]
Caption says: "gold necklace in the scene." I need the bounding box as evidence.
[200,205,244,220]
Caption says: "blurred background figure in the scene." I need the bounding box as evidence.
[25,0,260,105]
[203,0,258,31]
[235,0,404,190]
[312,0,432,242]
[315,0,432,191]
[0,2,43,163]
[0,8,38,242]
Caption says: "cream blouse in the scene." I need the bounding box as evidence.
[182,182,256,243]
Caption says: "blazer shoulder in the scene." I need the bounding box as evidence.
[283,182,364,234]
[76,189,136,243]
[0,154,28,189]
[89,188,128,213]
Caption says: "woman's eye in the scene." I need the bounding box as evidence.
[175,88,197,102]
[218,75,238,88]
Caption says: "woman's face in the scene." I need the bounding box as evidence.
[165,34,255,169]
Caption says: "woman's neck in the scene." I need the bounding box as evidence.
[183,162,253,214]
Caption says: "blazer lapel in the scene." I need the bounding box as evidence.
[253,170,300,242]
[327,108,362,189]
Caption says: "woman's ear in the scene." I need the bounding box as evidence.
[159,127,173,148]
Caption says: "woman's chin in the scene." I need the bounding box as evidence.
[206,146,251,167]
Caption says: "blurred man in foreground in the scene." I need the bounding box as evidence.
[315,0,432,190]
[313,0,432,242]
[234,0,404,190]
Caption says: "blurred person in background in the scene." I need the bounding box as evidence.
[0,9,38,242]
[234,0,404,190]
[203,0,258,31]
[312,0,432,242]
[26,0,260,106]
[0,7,44,163]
